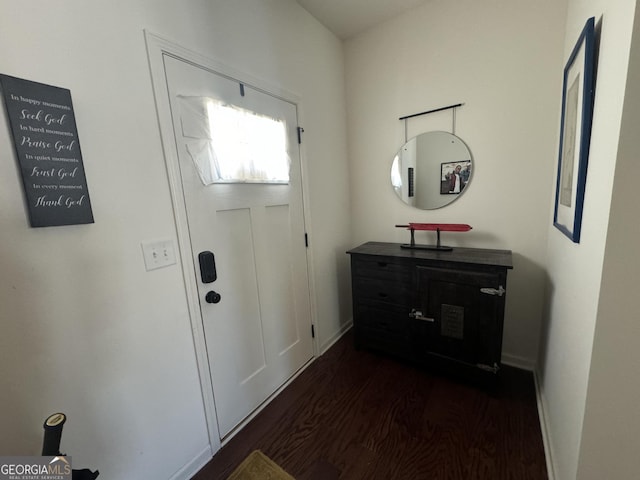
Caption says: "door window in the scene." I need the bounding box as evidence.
[178,96,290,185]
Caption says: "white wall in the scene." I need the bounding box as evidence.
[537,0,637,479]
[575,13,640,473]
[575,3,640,478]
[0,0,350,478]
[344,0,567,367]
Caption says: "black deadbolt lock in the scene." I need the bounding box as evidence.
[198,251,217,283]
[205,291,221,304]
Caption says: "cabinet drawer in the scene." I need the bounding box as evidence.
[351,258,412,284]
[352,277,411,305]
[354,302,409,335]
[354,303,410,358]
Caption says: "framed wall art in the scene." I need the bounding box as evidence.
[553,17,596,243]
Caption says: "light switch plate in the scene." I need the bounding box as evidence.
[141,239,176,271]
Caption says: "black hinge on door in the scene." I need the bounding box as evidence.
[311,324,315,338]
[239,83,245,97]
[305,233,309,247]
[297,126,304,144]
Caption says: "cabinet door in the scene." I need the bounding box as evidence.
[413,266,506,369]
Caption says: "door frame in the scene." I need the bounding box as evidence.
[144,31,319,454]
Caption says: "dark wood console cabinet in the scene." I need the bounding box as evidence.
[347,242,513,380]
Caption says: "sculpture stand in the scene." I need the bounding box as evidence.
[396,223,472,251]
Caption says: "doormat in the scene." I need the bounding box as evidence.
[227,450,295,480]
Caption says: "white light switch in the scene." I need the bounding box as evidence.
[141,239,176,271]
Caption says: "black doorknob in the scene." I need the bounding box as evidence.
[205,291,221,304]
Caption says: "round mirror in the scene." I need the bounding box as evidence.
[391,131,473,210]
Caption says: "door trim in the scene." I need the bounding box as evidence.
[144,31,318,454]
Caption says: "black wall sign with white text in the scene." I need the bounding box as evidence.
[0,74,94,227]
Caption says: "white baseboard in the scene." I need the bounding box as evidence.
[170,445,213,480]
[533,369,556,480]
[501,352,535,371]
[503,354,554,479]
[320,321,353,355]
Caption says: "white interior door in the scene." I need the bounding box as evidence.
[163,54,314,438]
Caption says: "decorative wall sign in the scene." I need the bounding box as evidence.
[553,17,596,243]
[0,74,94,227]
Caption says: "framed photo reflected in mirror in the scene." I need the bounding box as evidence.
[440,160,471,195]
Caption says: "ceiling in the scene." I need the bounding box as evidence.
[296,0,429,40]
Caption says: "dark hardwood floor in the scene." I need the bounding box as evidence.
[192,329,548,480]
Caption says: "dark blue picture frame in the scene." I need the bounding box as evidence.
[553,17,596,243]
